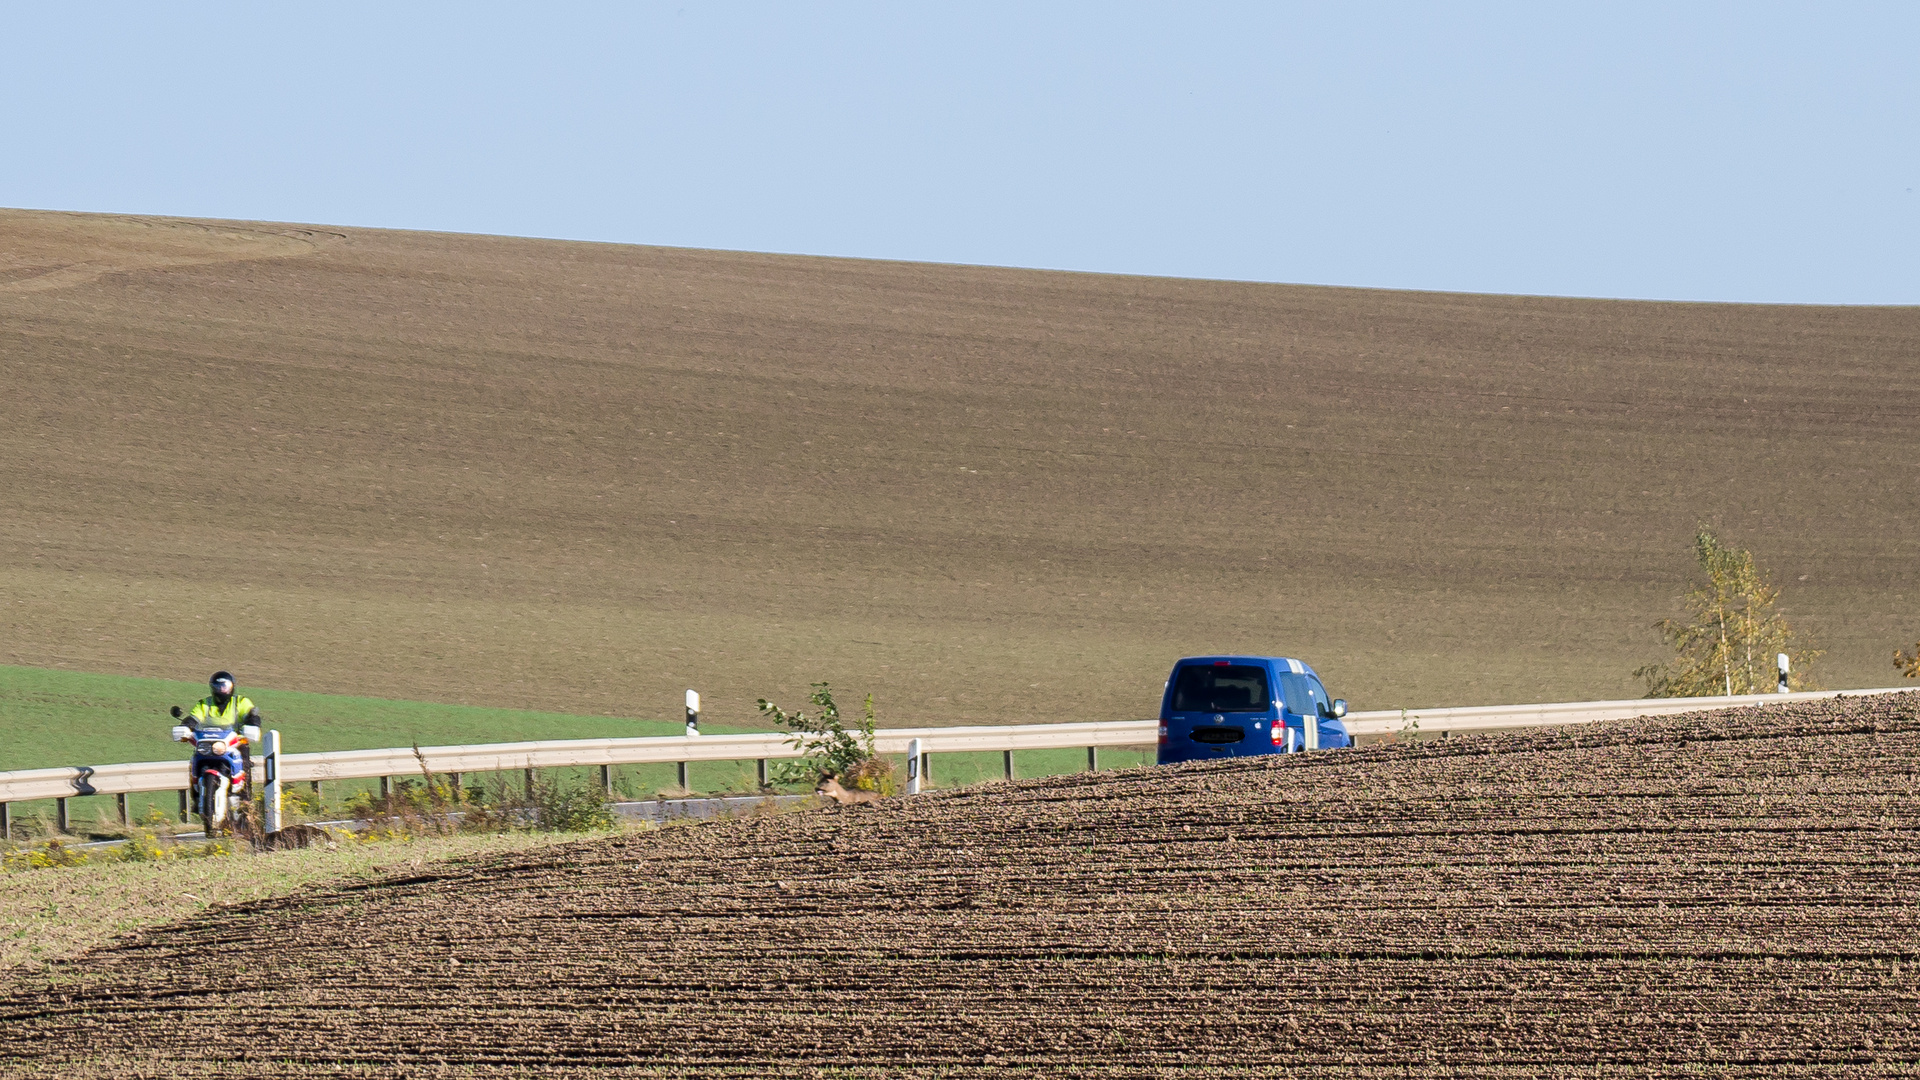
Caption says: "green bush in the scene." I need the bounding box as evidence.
[530,779,617,832]
[758,683,895,791]
[345,765,617,838]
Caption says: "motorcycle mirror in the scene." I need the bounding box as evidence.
[169,705,183,719]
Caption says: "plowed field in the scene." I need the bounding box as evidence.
[4,693,1918,1077]
[3,209,1917,726]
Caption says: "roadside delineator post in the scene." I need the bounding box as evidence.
[262,730,283,834]
[1777,654,1791,693]
[1305,710,1320,752]
[906,738,922,795]
[679,689,700,793]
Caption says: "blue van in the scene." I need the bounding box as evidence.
[1156,655,1350,764]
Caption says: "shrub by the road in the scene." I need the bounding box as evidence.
[3,833,233,872]
[347,758,616,838]
[1636,527,1821,696]
[1897,640,1920,680]
[757,682,897,794]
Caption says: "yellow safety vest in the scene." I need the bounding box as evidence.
[189,695,256,729]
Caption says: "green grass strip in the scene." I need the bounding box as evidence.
[0,664,1153,834]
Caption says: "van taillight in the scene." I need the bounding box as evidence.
[1157,724,1168,745]
[1271,722,1285,747]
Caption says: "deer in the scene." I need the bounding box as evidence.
[815,774,883,806]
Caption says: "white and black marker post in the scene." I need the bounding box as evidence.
[261,729,282,834]
[685,689,700,737]
[1777,653,1791,693]
[906,738,922,795]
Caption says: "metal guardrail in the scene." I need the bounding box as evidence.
[1336,686,1912,738]
[0,720,1167,805]
[0,688,1910,832]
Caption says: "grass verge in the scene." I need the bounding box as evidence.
[0,662,749,770]
[0,663,766,829]
[0,663,1161,834]
[0,828,618,975]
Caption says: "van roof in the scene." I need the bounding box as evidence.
[1173,655,1318,675]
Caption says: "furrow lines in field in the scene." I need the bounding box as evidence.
[3,694,1919,1076]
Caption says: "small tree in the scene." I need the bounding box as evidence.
[1897,642,1920,680]
[1635,527,1821,697]
[757,682,894,792]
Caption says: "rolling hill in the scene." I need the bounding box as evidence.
[2,208,1915,728]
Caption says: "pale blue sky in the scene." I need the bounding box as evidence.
[3,2,1915,303]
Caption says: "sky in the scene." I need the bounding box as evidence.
[2,2,1915,304]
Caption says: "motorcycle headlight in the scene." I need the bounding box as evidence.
[210,740,230,756]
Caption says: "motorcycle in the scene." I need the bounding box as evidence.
[170,705,256,835]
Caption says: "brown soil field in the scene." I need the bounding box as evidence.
[2,692,1917,1077]
[1,207,1915,726]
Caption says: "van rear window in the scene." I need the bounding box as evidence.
[1171,665,1270,713]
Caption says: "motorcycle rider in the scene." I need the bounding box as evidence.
[178,671,264,814]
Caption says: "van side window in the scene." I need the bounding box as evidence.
[1308,675,1333,716]
[1278,673,1328,717]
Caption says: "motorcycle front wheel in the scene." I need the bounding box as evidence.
[198,774,229,835]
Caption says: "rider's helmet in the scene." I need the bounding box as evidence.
[209,671,235,701]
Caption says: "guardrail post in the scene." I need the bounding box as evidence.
[1086,747,1097,772]
[116,793,128,826]
[756,759,767,788]
[178,789,188,823]
[56,797,68,835]
[379,776,391,801]
[262,730,282,834]
[906,738,922,795]
[1003,750,1014,781]
[677,762,688,791]
[1,802,9,840]
[524,768,536,800]
[599,764,612,796]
